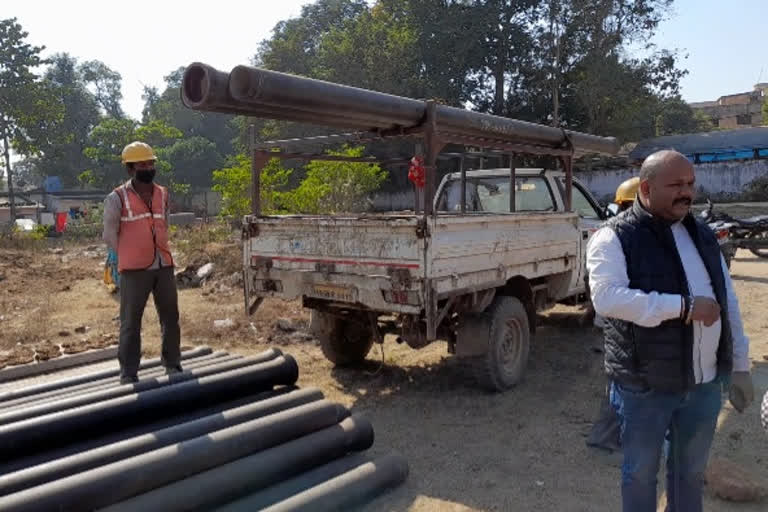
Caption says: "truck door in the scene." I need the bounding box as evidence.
[557,179,605,294]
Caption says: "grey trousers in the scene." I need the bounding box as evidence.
[119,266,181,378]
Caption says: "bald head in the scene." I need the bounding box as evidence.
[638,150,696,222]
[639,150,693,182]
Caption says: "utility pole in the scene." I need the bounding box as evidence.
[2,134,16,224]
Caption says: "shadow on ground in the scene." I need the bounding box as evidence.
[328,312,621,512]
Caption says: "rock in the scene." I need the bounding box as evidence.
[58,330,71,337]
[74,326,89,334]
[0,273,5,282]
[196,263,215,281]
[277,318,297,332]
[289,331,314,343]
[706,457,768,502]
[61,285,71,292]
[763,354,768,361]
[213,318,236,330]
[51,248,64,255]
[226,272,244,287]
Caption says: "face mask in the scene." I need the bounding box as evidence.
[135,169,156,184]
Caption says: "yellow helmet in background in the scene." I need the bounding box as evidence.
[121,141,157,164]
[615,177,640,205]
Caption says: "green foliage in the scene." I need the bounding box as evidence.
[0,18,60,162]
[213,154,292,218]
[286,146,387,214]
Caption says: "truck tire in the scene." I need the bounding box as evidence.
[313,311,374,367]
[472,296,531,392]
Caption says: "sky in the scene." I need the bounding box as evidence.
[6,0,766,120]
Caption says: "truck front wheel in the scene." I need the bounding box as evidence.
[312,311,374,366]
[471,296,531,392]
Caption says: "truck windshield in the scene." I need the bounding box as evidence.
[437,176,556,213]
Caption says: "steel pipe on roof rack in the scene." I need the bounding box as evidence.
[181,63,403,131]
[0,400,349,512]
[224,63,619,155]
[0,388,325,496]
[0,355,299,461]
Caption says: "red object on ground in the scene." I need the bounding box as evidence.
[55,212,68,233]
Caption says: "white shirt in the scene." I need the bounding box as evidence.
[587,223,750,383]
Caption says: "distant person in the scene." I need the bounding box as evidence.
[587,150,752,512]
[102,141,182,384]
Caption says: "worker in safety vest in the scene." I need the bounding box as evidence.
[585,176,640,453]
[102,141,182,384]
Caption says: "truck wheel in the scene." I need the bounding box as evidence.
[313,311,374,367]
[472,296,531,392]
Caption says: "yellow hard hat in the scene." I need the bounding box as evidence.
[121,141,157,164]
[615,177,640,204]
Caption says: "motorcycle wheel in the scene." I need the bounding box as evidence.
[747,231,768,258]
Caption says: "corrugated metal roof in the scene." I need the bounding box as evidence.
[629,126,768,161]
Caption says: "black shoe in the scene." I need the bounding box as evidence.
[165,365,183,375]
[120,375,139,385]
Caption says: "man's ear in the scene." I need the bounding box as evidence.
[639,179,650,197]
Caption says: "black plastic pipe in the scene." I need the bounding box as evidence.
[0,400,348,512]
[0,352,280,425]
[0,388,297,476]
[225,64,619,155]
[0,388,325,496]
[0,346,214,404]
[0,355,299,460]
[101,415,375,512]
[213,453,376,511]
[0,352,236,412]
[258,453,409,512]
[181,63,388,131]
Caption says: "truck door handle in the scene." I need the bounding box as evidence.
[582,231,589,240]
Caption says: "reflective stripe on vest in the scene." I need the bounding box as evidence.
[115,183,173,272]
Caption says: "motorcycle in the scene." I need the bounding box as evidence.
[700,199,768,266]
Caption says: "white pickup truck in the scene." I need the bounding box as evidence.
[243,168,608,391]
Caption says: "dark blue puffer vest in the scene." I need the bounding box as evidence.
[604,200,733,392]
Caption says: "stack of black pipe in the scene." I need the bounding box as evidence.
[0,346,407,511]
[180,62,620,156]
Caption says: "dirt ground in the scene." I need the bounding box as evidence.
[1,234,767,511]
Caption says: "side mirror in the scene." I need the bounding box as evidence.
[604,203,619,218]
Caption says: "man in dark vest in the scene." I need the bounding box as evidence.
[586,150,753,512]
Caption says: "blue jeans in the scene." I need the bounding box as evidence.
[610,379,723,512]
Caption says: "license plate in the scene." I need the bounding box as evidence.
[309,284,357,303]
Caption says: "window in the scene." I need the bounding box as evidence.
[555,178,602,219]
[570,184,602,219]
[438,176,555,213]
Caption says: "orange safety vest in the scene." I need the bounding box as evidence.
[115,182,174,272]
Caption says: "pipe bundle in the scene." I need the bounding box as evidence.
[181,62,620,156]
[0,347,407,511]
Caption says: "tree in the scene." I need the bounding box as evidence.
[286,146,387,214]
[33,53,102,186]
[0,18,58,222]
[212,154,292,217]
[79,60,124,118]
[82,118,183,189]
[156,136,223,191]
